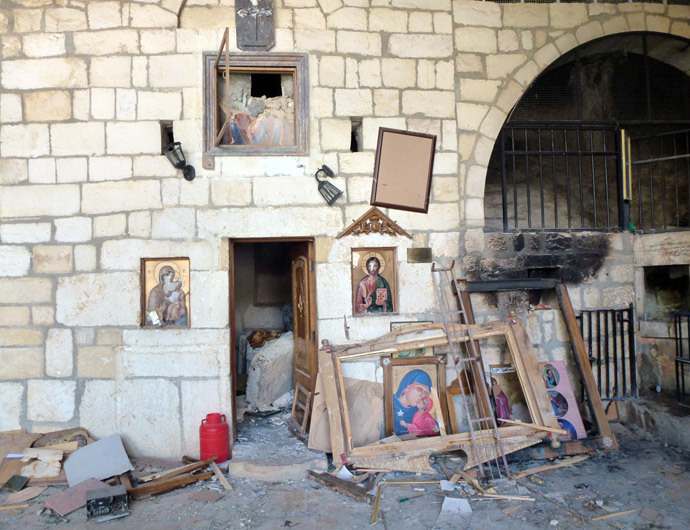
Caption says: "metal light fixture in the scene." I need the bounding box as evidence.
[163,141,196,181]
[315,164,342,206]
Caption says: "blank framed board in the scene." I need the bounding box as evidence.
[370,128,437,213]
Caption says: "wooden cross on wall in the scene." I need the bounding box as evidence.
[235,0,275,51]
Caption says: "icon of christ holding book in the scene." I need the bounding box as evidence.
[354,256,393,314]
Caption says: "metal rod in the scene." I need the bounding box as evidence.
[538,129,545,229]
[631,152,690,165]
[524,129,531,229]
[619,308,626,398]
[650,137,655,230]
[590,129,598,228]
[551,129,558,229]
[501,130,509,232]
[602,131,611,229]
[596,311,602,396]
[660,136,667,229]
[578,131,584,229]
[599,311,611,397]
[674,133,680,228]
[564,128,572,229]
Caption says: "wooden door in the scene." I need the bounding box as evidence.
[290,242,317,431]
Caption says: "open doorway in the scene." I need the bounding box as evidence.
[229,238,318,453]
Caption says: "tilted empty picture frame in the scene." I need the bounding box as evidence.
[371,128,437,213]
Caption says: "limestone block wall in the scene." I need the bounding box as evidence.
[1,0,689,456]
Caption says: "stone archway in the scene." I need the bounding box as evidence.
[460,8,690,231]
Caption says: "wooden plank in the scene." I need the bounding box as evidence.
[350,425,537,459]
[592,509,638,521]
[209,461,233,492]
[556,284,618,452]
[307,471,371,504]
[319,349,346,462]
[482,494,535,502]
[0,431,42,460]
[499,418,567,435]
[0,504,29,511]
[127,471,213,500]
[505,319,561,429]
[450,470,484,494]
[136,457,216,483]
[119,473,132,490]
[512,455,590,480]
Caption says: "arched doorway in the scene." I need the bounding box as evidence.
[484,32,690,234]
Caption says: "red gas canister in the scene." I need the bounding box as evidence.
[199,413,230,463]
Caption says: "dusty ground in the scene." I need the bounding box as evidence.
[2,412,689,530]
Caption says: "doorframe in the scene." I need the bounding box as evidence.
[228,237,317,444]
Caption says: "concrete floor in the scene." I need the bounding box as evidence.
[2,414,689,529]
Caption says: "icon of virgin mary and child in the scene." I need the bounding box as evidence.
[393,369,440,437]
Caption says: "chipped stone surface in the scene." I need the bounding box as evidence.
[0,383,23,430]
[27,379,76,422]
[45,328,74,378]
[119,378,181,458]
[79,380,118,440]
[56,272,139,327]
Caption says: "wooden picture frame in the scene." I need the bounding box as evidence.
[390,321,432,332]
[141,258,190,328]
[370,128,436,214]
[329,318,560,460]
[382,356,448,438]
[351,247,397,316]
[202,31,309,169]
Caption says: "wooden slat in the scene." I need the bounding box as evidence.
[556,284,618,452]
[136,457,216,483]
[307,471,371,504]
[209,461,233,492]
[512,455,590,480]
[498,418,567,435]
[127,471,213,500]
[319,349,346,462]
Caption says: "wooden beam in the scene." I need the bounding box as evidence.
[556,284,618,452]
[499,418,567,435]
[136,457,216,483]
[307,471,371,504]
[209,461,233,492]
[127,472,213,500]
[511,455,590,480]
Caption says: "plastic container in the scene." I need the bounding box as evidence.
[199,413,230,463]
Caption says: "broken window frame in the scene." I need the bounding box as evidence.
[202,28,309,169]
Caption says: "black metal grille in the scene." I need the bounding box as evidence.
[631,129,690,232]
[501,124,620,231]
[673,311,690,405]
[578,305,637,400]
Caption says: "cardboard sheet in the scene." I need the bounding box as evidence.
[64,435,133,487]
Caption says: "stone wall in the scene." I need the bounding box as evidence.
[1,0,689,456]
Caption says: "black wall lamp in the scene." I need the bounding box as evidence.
[163,141,196,181]
[315,164,342,206]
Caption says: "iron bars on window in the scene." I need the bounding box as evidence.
[578,304,637,400]
[501,124,621,232]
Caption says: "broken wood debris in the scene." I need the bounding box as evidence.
[209,460,233,492]
[307,470,372,504]
[591,509,638,521]
[127,471,214,501]
[137,457,217,483]
[0,504,29,511]
[512,455,590,480]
